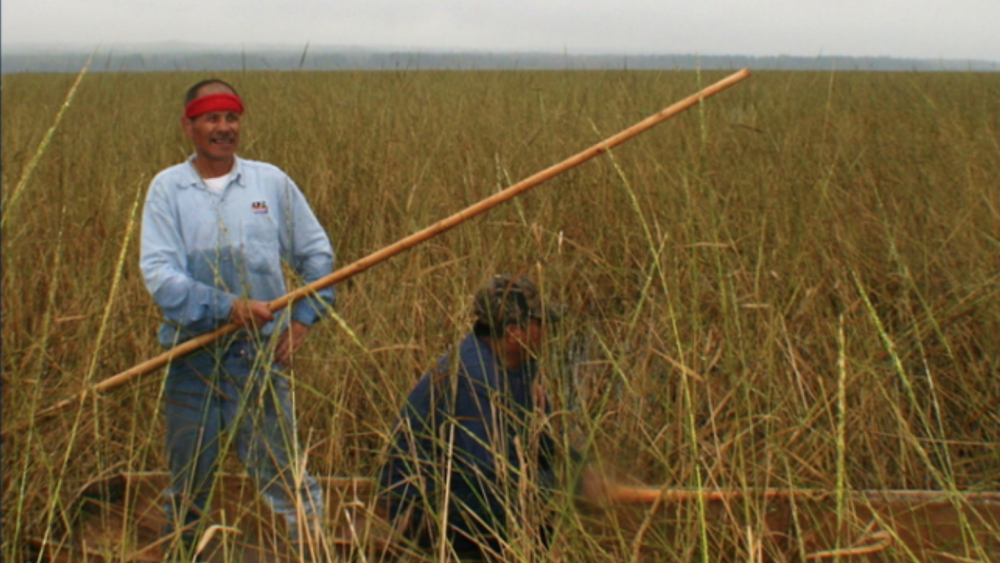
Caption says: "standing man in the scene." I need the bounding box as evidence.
[378,274,602,562]
[140,79,334,560]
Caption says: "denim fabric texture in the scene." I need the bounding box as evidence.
[162,338,323,540]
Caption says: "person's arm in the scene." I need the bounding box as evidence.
[229,297,275,329]
[447,370,513,529]
[140,180,241,334]
[279,177,335,327]
[532,381,603,504]
[272,320,307,367]
[270,177,334,365]
[450,371,501,482]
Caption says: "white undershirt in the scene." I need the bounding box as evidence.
[203,173,231,193]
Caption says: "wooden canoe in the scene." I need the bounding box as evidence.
[23,472,1000,562]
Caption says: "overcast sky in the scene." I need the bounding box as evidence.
[2,0,998,61]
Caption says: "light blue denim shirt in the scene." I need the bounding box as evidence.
[140,155,335,348]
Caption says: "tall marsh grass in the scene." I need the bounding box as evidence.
[2,69,998,561]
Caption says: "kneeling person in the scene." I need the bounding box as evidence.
[378,274,578,561]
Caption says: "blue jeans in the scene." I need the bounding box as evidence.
[162,338,323,541]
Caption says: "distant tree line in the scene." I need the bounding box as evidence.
[2,48,997,74]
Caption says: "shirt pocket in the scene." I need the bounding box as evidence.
[242,213,281,274]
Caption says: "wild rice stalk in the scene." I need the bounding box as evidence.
[82,178,144,396]
[1,49,95,229]
[850,270,955,493]
[835,313,848,561]
[11,206,68,546]
[4,70,996,562]
[34,176,144,557]
[604,147,668,332]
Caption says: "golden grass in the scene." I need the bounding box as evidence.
[2,69,998,561]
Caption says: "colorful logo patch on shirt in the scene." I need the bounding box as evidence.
[252,201,269,215]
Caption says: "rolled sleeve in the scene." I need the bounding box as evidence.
[281,178,335,326]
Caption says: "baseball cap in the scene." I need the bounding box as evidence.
[472,274,565,332]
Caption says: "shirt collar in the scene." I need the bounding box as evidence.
[182,155,245,190]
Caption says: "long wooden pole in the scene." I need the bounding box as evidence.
[22,68,751,429]
[608,484,1000,505]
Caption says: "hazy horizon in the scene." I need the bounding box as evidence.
[4,45,997,74]
[2,41,998,66]
[3,0,998,63]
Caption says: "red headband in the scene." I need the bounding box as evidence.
[185,93,244,119]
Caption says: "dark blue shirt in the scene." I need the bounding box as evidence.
[379,332,557,554]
